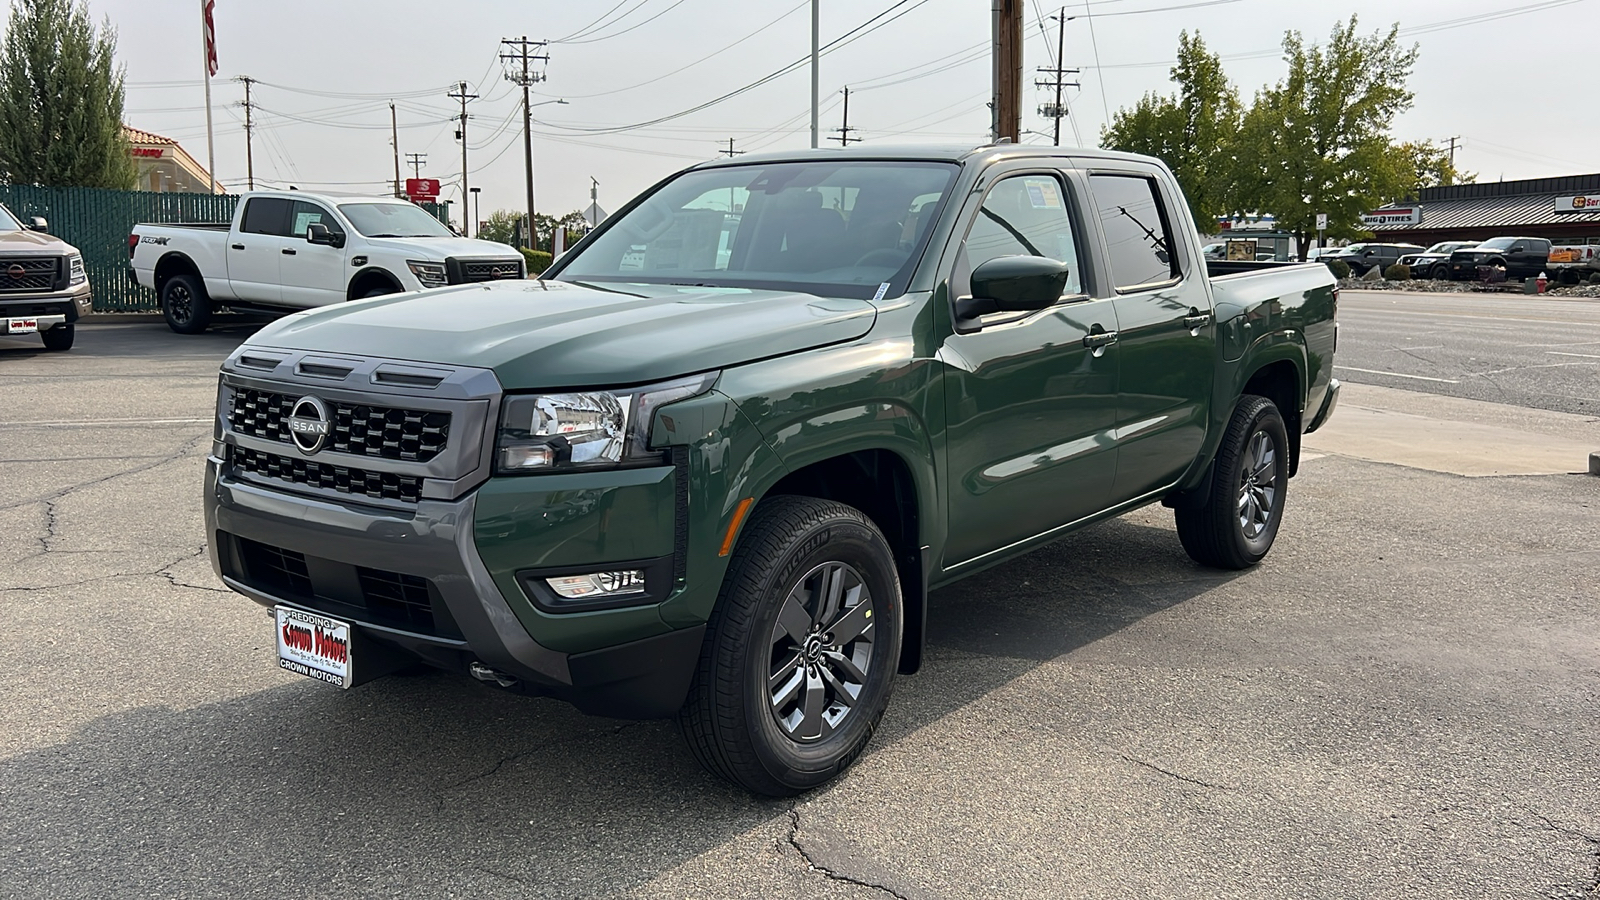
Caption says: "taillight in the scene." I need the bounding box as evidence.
[128,234,138,258]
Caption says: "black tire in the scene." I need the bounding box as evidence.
[40,324,74,351]
[1429,264,1449,281]
[1175,395,1290,570]
[161,273,211,334]
[678,496,903,796]
[357,279,401,299]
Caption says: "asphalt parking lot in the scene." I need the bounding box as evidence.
[2,318,1598,899]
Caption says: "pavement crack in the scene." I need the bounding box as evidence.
[787,806,910,900]
[1117,753,1237,792]
[154,545,228,593]
[1504,796,1600,897]
[432,721,652,815]
[0,432,209,513]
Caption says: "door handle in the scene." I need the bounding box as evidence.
[1184,313,1210,331]
[281,248,297,256]
[1082,330,1118,357]
[230,243,244,250]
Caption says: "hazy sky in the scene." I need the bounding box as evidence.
[82,0,1599,225]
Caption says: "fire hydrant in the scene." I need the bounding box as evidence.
[1536,271,1549,293]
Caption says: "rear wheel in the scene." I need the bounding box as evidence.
[161,273,211,334]
[678,496,902,796]
[1175,395,1290,570]
[40,324,74,351]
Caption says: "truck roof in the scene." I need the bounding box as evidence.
[689,142,1167,171]
[230,190,416,207]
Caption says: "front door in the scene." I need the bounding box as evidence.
[279,201,349,307]
[941,169,1120,567]
[1085,170,1213,502]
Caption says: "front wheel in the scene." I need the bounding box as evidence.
[40,324,74,351]
[1175,395,1290,570]
[161,273,211,334]
[678,496,903,796]
[1429,264,1450,280]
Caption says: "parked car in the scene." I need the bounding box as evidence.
[203,144,1339,795]
[1304,247,1339,263]
[1548,242,1600,283]
[1447,236,1552,281]
[1325,242,1425,276]
[1398,241,1482,280]
[0,202,91,351]
[129,191,525,334]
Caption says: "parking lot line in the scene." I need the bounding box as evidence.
[1335,365,1459,383]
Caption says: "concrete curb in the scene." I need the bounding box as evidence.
[80,313,263,325]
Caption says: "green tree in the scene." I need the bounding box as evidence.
[477,209,523,246]
[1102,32,1241,230]
[0,0,135,188]
[1236,17,1421,258]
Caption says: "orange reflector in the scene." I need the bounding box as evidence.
[718,497,755,557]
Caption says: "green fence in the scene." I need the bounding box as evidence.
[0,184,452,312]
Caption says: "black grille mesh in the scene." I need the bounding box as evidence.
[356,567,437,633]
[228,388,450,462]
[461,259,524,282]
[232,446,422,503]
[0,257,59,293]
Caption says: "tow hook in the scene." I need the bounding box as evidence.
[469,661,520,689]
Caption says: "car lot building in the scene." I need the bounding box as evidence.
[1365,172,1600,247]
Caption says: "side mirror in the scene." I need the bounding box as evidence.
[955,256,1070,321]
[27,217,48,233]
[306,223,344,248]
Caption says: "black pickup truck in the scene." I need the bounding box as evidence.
[1447,237,1551,281]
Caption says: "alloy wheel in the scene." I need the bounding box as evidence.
[767,561,876,743]
[1236,430,1278,540]
[167,283,192,325]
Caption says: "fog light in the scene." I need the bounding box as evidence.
[546,570,646,599]
[499,444,557,470]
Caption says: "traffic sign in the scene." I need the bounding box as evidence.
[1315,213,1328,230]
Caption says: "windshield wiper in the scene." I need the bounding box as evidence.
[566,280,647,298]
[669,281,722,288]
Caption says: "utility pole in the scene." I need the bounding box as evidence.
[810,0,820,149]
[830,87,859,146]
[501,36,549,249]
[1446,135,1460,167]
[237,76,255,190]
[405,153,427,180]
[721,138,743,157]
[992,0,1023,142]
[1034,10,1079,146]
[447,81,479,236]
[389,101,400,198]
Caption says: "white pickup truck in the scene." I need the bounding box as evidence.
[130,191,525,333]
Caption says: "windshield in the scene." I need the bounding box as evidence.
[1339,244,1366,254]
[1477,237,1515,251]
[0,204,21,232]
[1427,241,1467,253]
[551,160,960,299]
[338,202,454,238]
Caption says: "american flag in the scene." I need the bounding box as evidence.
[203,0,218,77]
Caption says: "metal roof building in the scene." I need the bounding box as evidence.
[1366,173,1600,245]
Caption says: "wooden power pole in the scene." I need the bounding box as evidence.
[992,0,1023,142]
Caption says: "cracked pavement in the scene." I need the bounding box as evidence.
[2,321,1599,899]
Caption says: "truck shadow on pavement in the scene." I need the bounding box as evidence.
[0,514,1242,896]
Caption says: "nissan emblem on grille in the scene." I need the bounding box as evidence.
[287,396,331,454]
[6,265,22,280]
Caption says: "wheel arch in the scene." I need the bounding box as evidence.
[153,251,203,293]
[1240,357,1304,476]
[346,267,404,300]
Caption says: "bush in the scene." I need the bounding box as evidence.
[1325,259,1351,280]
[1383,263,1411,281]
[520,248,553,276]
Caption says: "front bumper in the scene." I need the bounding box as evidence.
[0,282,92,327]
[205,456,704,718]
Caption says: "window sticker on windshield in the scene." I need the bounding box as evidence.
[873,282,890,301]
[1024,179,1062,209]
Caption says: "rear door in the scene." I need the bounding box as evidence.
[1085,168,1215,503]
[226,197,291,304]
[939,164,1120,567]
[279,200,349,307]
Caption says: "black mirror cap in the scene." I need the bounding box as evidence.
[959,255,1070,319]
[28,217,48,233]
[306,223,344,248]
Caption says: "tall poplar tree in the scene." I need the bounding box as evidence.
[0,0,135,188]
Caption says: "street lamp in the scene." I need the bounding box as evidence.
[469,186,481,240]
[524,98,567,250]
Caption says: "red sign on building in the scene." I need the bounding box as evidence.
[405,178,440,202]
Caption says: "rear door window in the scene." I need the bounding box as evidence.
[1089,174,1179,290]
[240,198,292,236]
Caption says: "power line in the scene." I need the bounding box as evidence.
[559,0,689,44]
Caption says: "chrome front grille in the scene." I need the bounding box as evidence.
[229,388,451,463]
[0,257,60,293]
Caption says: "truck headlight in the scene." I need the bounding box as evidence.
[495,372,718,473]
[68,254,86,286]
[406,259,448,288]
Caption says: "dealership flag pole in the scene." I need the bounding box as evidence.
[201,0,218,192]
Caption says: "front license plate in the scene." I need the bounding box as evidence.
[6,317,38,334]
[275,606,352,689]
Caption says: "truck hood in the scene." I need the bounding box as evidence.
[357,235,520,260]
[0,228,78,255]
[246,280,879,389]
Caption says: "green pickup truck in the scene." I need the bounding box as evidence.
[206,144,1339,795]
